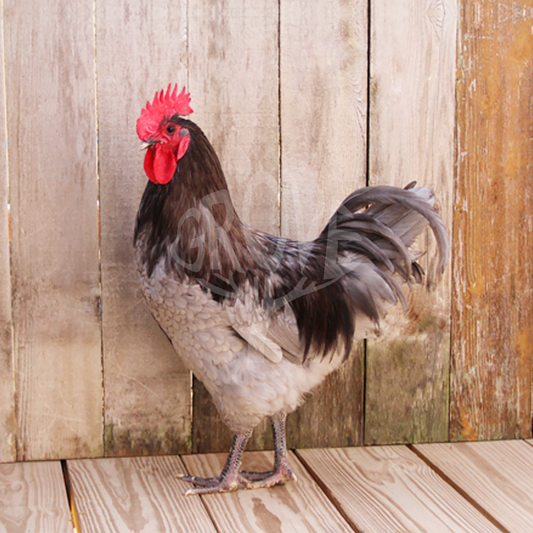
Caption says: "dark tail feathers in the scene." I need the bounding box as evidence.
[318,182,449,282]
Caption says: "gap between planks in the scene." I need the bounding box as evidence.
[61,460,82,533]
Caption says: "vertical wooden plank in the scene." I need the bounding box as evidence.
[365,0,456,444]
[280,0,368,241]
[0,462,72,532]
[0,15,14,464]
[4,0,102,460]
[188,0,280,453]
[96,1,191,456]
[280,0,368,448]
[451,1,533,441]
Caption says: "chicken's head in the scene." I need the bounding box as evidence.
[136,84,194,184]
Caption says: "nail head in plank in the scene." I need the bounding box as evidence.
[297,446,501,533]
[68,455,216,533]
[181,450,355,532]
[0,461,72,532]
[414,440,533,531]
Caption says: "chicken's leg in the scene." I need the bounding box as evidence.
[179,430,252,495]
[240,411,297,488]
[179,412,296,494]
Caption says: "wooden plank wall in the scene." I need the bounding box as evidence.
[0,0,532,463]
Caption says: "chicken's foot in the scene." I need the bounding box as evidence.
[240,411,297,488]
[179,430,253,495]
[179,412,296,494]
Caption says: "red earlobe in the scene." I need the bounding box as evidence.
[176,135,190,161]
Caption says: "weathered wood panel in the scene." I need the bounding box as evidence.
[298,446,500,532]
[0,462,72,532]
[451,0,533,441]
[280,0,368,449]
[181,451,355,532]
[365,0,456,444]
[0,19,14,464]
[4,0,102,460]
[188,0,280,453]
[96,0,192,456]
[68,456,216,533]
[415,440,533,531]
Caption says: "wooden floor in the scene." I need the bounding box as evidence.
[1,440,533,532]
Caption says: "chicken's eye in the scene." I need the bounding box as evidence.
[166,124,176,134]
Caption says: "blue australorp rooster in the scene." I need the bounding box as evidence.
[133,85,449,494]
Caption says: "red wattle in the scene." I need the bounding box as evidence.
[144,145,177,184]
[153,146,177,184]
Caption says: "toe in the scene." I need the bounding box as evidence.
[244,463,297,490]
[177,474,221,488]
[239,470,274,482]
[184,477,241,495]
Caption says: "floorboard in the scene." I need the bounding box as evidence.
[0,461,72,532]
[4,441,532,532]
[67,455,216,533]
[297,446,501,533]
[414,439,533,532]
[181,450,356,532]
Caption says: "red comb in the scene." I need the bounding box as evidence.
[136,84,193,141]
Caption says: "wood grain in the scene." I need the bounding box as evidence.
[415,440,533,531]
[68,455,216,533]
[182,450,354,532]
[451,0,533,441]
[280,0,368,241]
[280,0,368,449]
[298,446,500,533]
[365,0,456,444]
[188,0,281,453]
[96,0,192,456]
[4,0,102,460]
[0,461,72,532]
[0,18,14,464]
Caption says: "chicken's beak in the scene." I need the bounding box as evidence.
[140,139,159,151]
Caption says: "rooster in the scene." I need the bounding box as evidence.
[134,84,449,495]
